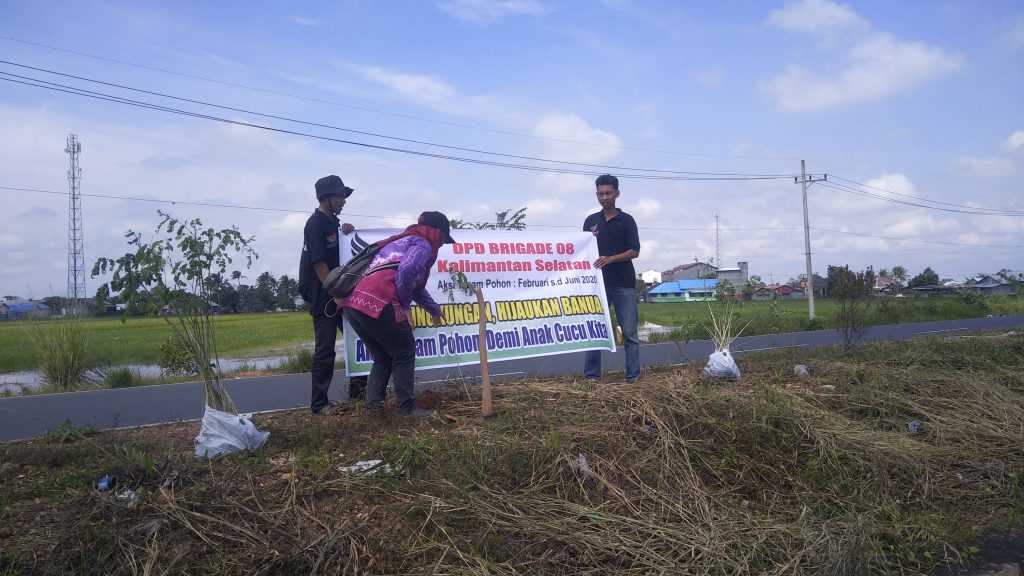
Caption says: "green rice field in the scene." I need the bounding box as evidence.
[1,294,1021,374]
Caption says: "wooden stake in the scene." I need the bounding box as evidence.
[475,286,493,417]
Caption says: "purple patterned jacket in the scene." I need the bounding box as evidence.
[341,234,442,323]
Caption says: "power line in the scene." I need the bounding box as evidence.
[9,60,1017,215]
[7,184,1020,246]
[810,226,1024,248]
[805,159,1022,216]
[0,60,797,179]
[0,72,793,182]
[0,34,801,162]
[818,180,1024,216]
[0,185,799,233]
[9,60,1019,217]
[828,175,1023,213]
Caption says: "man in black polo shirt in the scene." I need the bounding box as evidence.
[299,174,366,414]
[583,174,641,383]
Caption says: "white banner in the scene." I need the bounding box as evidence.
[340,229,614,376]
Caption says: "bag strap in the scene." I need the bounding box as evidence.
[364,261,400,276]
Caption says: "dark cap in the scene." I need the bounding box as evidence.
[315,175,354,200]
[418,211,455,244]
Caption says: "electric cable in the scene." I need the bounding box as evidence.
[0,61,795,179]
[0,34,801,162]
[816,180,1024,216]
[0,185,799,232]
[0,73,793,182]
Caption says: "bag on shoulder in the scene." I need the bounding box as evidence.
[323,243,398,298]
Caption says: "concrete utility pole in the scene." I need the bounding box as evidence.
[65,134,85,314]
[797,160,826,320]
[715,213,721,268]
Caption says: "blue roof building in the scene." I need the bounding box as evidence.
[646,279,718,303]
[0,302,51,320]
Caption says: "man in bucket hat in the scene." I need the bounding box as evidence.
[298,175,366,414]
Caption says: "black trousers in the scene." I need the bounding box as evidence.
[310,308,367,413]
[344,305,417,413]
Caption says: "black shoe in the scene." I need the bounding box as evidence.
[348,377,367,401]
[400,407,435,418]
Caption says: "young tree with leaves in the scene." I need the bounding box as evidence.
[828,265,876,351]
[92,211,257,413]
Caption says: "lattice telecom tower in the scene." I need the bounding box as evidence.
[65,134,86,305]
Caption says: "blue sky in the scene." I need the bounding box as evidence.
[1,0,1022,298]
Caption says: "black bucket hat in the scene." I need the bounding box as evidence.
[315,175,354,200]
[418,211,455,244]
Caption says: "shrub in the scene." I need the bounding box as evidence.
[104,366,141,389]
[157,333,200,376]
[952,291,990,315]
[828,265,875,351]
[987,295,1024,315]
[277,348,313,374]
[29,319,91,391]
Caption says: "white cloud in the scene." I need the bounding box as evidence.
[1006,130,1024,153]
[759,33,965,111]
[761,0,964,112]
[882,214,959,238]
[533,112,622,164]
[953,156,1016,178]
[533,172,594,196]
[630,198,662,218]
[0,233,23,250]
[694,68,724,87]
[290,15,324,27]
[767,0,866,35]
[438,0,548,24]
[864,173,916,197]
[1005,15,1024,48]
[357,66,457,104]
[348,64,520,123]
[523,197,565,220]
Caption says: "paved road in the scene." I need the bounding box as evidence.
[2,315,1021,441]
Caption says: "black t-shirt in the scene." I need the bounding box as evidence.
[299,209,341,315]
[583,209,641,289]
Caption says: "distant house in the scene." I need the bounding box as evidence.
[912,284,957,295]
[968,275,1014,296]
[716,261,749,287]
[797,273,828,297]
[161,300,221,315]
[751,284,805,301]
[646,279,718,303]
[874,276,897,293]
[662,261,717,282]
[0,301,51,320]
[639,269,662,286]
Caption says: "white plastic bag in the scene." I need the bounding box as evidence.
[337,459,399,476]
[703,349,740,381]
[194,406,269,458]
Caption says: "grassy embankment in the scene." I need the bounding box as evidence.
[1,333,1022,574]
[640,294,1024,342]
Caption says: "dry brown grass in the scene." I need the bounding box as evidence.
[1,332,1022,575]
